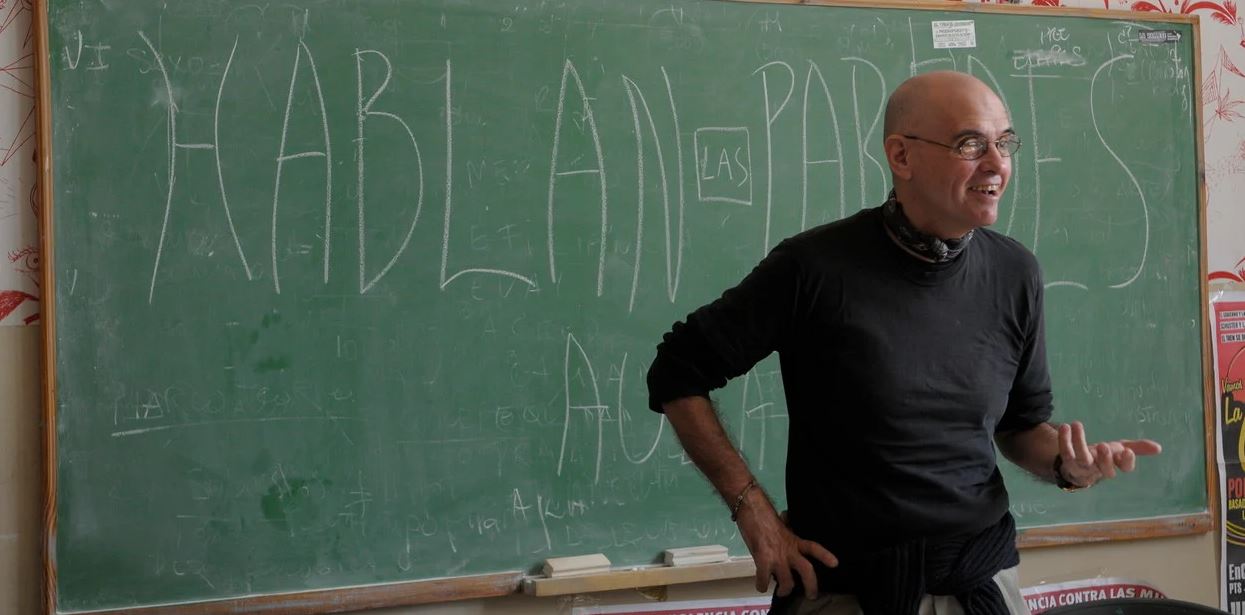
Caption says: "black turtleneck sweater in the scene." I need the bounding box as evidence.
[647,206,1053,555]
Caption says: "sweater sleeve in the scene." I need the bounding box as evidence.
[647,241,804,412]
[997,263,1054,432]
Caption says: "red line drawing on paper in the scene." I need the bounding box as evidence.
[0,0,36,326]
[0,0,34,166]
[0,243,36,324]
[0,289,34,323]
[1132,0,1237,21]
[1210,255,1245,282]
[1204,47,1245,131]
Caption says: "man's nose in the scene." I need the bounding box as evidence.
[978,140,1009,172]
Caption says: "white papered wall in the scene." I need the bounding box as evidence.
[0,0,36,326]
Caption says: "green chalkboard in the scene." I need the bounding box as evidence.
[44,0,1207,611]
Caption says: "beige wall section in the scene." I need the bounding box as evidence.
[0,325,1220,613]
[1020,533,1218,604]
[1,325,43,614]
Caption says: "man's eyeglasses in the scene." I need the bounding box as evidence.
[901,133,1023,160]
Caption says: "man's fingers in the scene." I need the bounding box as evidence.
[1121,439,1163,456]
[1058,423,1076,462]
[1072,422,1095,465]
[800,540,839,569]
[754,560,772,593]
[773,563,795,597]
[792,556,819,599]
[1060,429,1158,485]
[1095,443,1116,478]
[1116,447,1137,472]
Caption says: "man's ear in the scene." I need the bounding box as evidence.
[884,134,913,181]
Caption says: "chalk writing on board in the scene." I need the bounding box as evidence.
[1091,54,1150,289]
[660,66,689,303]
[558,331,608,483]
[753,60,792,256]
[616,352,665,464]
[1016,64,1056,253]
[621,75,657,312]
[1009,500,1050,519]
[694,126,752,205]
[843,56,888,210]
[801,60,846,227]
[354,49,424,295]
[547,59,608,296]
[441,59,538,291]
[139,31,255,303]
[114,19,1188,304]
[62,30,82,69]
[1013,47,1088,69]
[85,42,110,71]
[1047,281,1091,290]
[272,39,331,292]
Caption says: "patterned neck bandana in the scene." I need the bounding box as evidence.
[880,190,974,263]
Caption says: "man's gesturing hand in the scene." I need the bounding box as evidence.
[1056,421,1162,488]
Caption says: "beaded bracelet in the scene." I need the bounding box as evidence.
[729,478,759,522]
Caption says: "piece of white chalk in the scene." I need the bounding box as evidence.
[663,545,729,566]
[542,553,612,578]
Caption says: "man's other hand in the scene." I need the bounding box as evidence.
[1057,421,1162,488]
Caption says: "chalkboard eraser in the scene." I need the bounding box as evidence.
[542,553,612,578]
[663,545,729,566]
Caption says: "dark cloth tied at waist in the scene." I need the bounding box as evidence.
[775,512,1020,615]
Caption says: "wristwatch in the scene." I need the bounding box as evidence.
[1053,454,1087,492]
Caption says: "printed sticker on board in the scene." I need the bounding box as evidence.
[932,20,977,49]
[1136,29,1181,44]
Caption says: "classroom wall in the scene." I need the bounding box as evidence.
[3,0,1242,611]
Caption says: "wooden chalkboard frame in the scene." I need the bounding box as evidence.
[34,0,1211,612]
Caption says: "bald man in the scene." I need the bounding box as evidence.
[646,71,1161,615]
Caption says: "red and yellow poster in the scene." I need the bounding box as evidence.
[1215,295,1245,613]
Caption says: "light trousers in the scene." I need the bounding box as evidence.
[771,566,1032,615]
